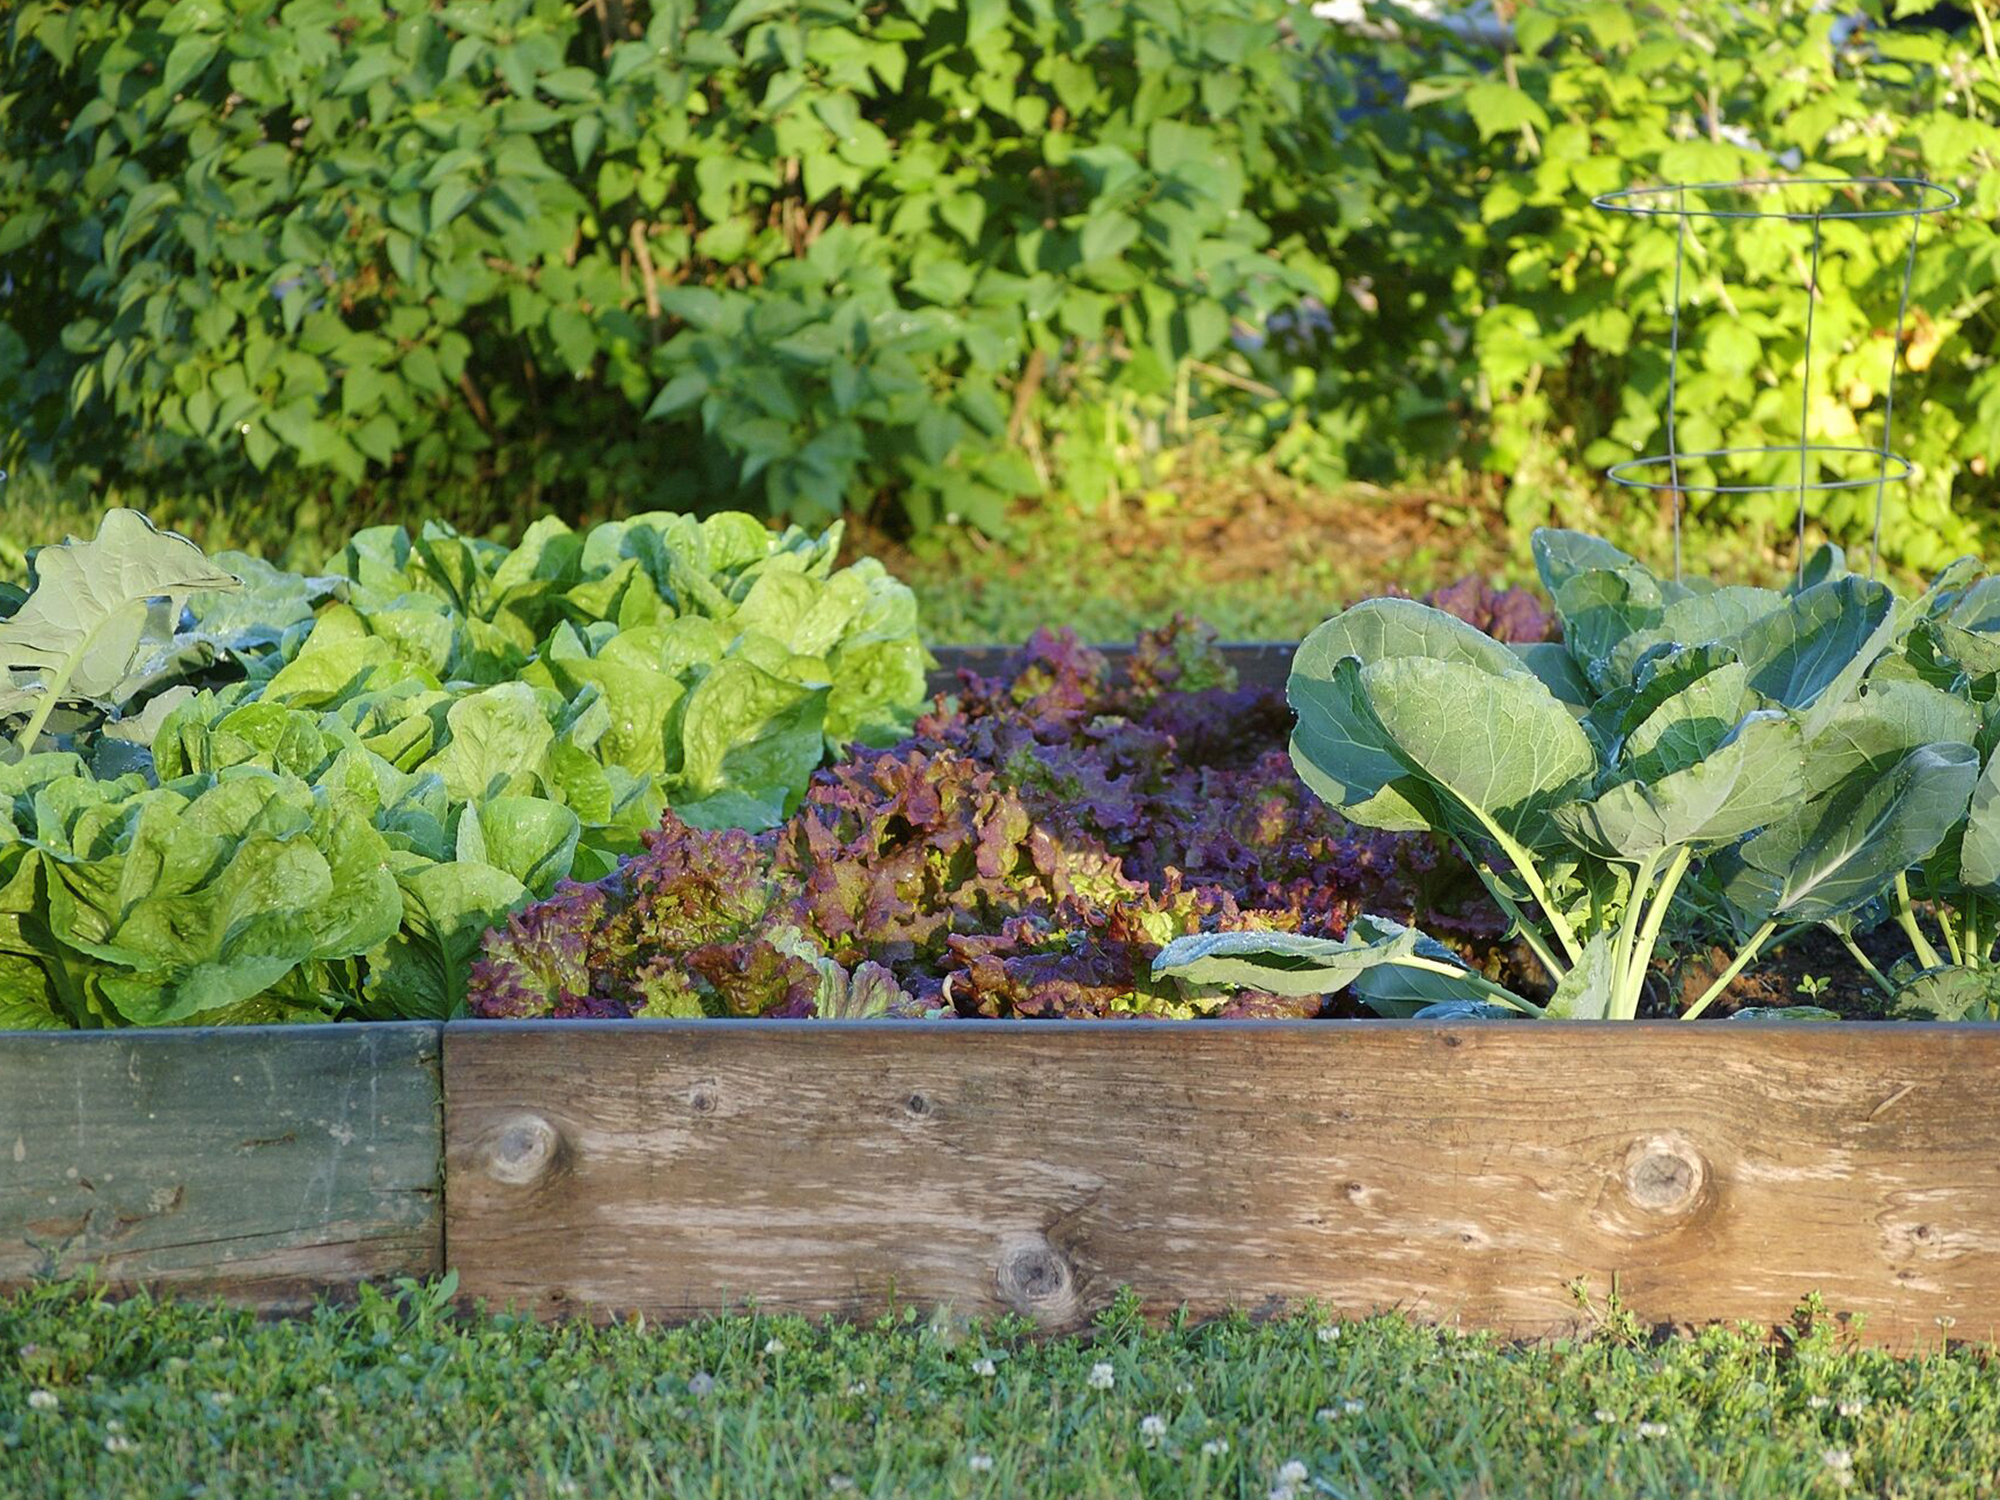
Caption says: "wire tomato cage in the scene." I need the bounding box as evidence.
[1591,176,1957,583]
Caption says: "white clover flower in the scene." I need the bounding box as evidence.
[27,1389,58,1411]
[763,1338,786,1356]
[1140,1414,1168,1445]
[1278,1460,1310,1484]
[1343,1398,1365,1416]
[106,1419,124,1433]
[1316,1407,1338,1422]
[1824,1449,1853,1471]
[1316,1324,1341,1344]
[845,1380,869,1396]
[1087,1362,1115,1391]
[1175,1380,1193,1395]
[208,1391,234,1407]
[1837,1398,1867,1417]
[973,1358,996,1377]
[827,1477,856,1493]
[1202,1438,1230,1457]
[1637,1421,1669,1438]
[314,1384,336,1400]
[1808,1395,1830,1410]
[967,1453,995,1473]
[104,1435,139,1455]
[1594,1408,1617,1424]
[688,1372,716,1396]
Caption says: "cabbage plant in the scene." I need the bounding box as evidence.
[1157,530,1988,1020]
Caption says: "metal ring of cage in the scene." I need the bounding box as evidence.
[1607,445,1915,495]
[1594,175,1955,583]
[1593,176,1958,222]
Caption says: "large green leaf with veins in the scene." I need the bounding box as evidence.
[0,511,240,745]
[1350,654,1598,850]
[1557,710,1805,860]
[1724,576,1899,738]
[1725,741,1978,922]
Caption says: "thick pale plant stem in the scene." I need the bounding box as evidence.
[1468,813,1585,966]
[1610,850,1663,1022]
[1449,835,1567,985]
[1681,921,1778,1021]
[12,650,80,755]
[1836,930,1896,999]
[1940,905,1966,968]
[1620,846,1691,1020]
[1894,873,1946,972]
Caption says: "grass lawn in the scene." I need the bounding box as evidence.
[3,1281,1996,1498]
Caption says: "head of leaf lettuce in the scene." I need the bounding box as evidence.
[1156,529,2000,1022]
[0,508,932,1028]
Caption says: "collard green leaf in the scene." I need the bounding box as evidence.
[1958,746,2000,892]
[1726,741,1979,923]
[0,511,240,738]
[1351,655,1598,850]
[1802,680,1979,801]
[1511,641,1592,714]
[1606,585,1785,686]
[1551,568,1665,691]
[1543,930,1615,1019]
[1724,576,1899,737]
[1557,710,1805,860]
[1532,528,1643,596]
[1153,921,1451,999]
[1891,964,2000,1022]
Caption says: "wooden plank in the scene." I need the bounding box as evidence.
[926,641,1296,698]
[1,1024,442,1307]
[444,1019,2000,1347]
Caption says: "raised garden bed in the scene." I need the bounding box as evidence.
[10,517,2000,1348]
[8,1017,2000,1348]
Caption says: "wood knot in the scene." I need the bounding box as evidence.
[995,1234,1079,1324]
[904,1092,933,1119]
[1622,1133,1707,1216]
[486,1113,564,1187]
[689,1084,719,1116]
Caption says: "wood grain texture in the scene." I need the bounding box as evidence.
[1,1024,442,1306]
[926,641,1295,698]
[444,1019,2000,1347]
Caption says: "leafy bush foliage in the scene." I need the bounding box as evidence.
[0,508,927,1027]
[0,0,1343,532]
[1443,0,2000,569]
[469,597,1552,1022]
[8,1,1998,561]
[1157,528,2000,1021]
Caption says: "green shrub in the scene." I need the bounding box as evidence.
[6,0,2000,570]
[0,0,1362,532]
[1401,0,2000,571]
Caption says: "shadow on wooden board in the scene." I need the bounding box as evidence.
[443,1019,2000,1349]
[0,1024,443,1308]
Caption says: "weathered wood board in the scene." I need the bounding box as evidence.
[444,1019,2000,1347]
[1,1024,442,1306]
[927,640,1294,697]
